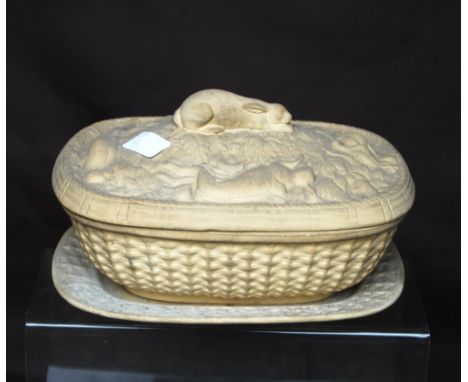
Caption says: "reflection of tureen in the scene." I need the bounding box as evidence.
[53,89,414,304]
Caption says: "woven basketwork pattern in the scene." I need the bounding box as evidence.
[72,219,395,300]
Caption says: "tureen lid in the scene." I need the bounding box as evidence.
[52,89,414,232]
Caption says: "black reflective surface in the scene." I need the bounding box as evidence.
[26,250,430,382]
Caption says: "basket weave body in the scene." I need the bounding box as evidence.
[72,214,396,304]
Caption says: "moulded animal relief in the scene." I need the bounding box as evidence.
[174,89,292,134]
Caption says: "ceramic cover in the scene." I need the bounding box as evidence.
[53,90,414,233]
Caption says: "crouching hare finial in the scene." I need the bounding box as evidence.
[173,89,292,135]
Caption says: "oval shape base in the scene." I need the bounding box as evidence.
[125,288,333,305]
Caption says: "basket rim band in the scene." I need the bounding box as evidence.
[69,211,400,243]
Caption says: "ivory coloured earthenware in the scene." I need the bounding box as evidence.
[52,89,414,305]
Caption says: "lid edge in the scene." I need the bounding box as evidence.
[52,117,415,232]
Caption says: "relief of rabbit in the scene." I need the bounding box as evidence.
[173,89,292,135]
[194,162,315,203]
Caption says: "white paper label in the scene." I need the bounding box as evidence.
[122,131,171,158]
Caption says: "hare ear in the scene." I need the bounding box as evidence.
[243,102,268,114]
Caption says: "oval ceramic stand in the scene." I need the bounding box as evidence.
[52,228,405,324]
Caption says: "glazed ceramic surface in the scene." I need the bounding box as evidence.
[52,89,414,304]
[52,228,405,323]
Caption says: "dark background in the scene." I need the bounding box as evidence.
[7,0,460,380]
